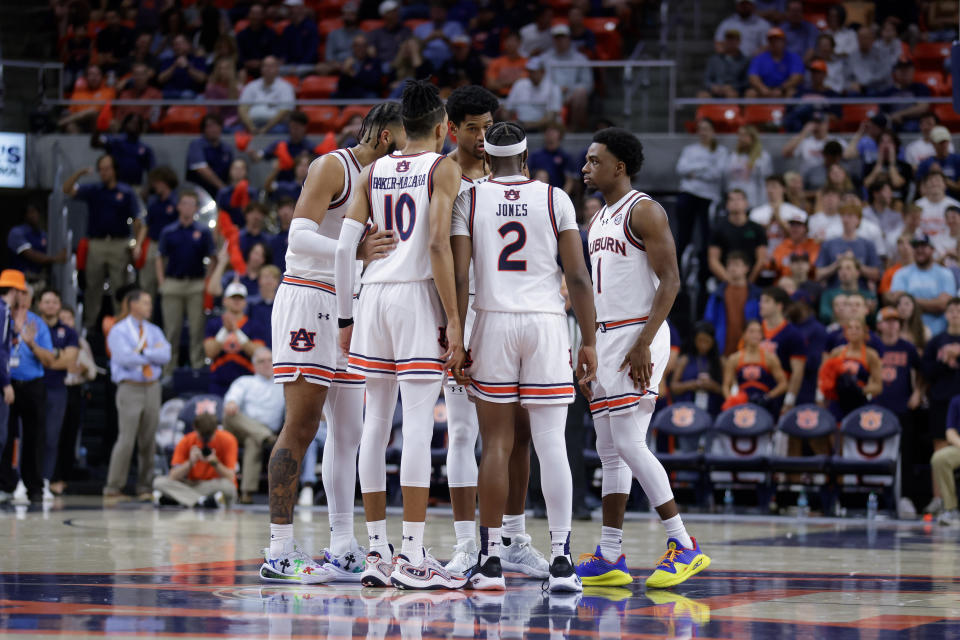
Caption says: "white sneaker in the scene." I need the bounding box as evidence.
[391,550,467,590]
[898,497,917,519]
[319,538,366,582]
[924,496,943,515]
[445,538,478,575]
[500,533,550,578]
[361,546,395,587]
[938,510,960,527]
[298,485,314,507]
[42,480,55,502]
[12,480,28,505]
[260,545,335,584]
[547,555,583,593]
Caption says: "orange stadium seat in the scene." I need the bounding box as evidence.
[805,13,827,30]
[360,19,385,32]
[933,103,960,128]
[692,105,743,133]
[584,18,622,60]
[318,18,344,38]
[301,106,341,133]
[159,105,207,134]
[743,104,785,131]
[310,0,349,20]
[271,20,290,35]
[915,70,946,96]
[838,103,879,132]
[912,42,950,71]
[298,75,339,99]
[338,105,372,129]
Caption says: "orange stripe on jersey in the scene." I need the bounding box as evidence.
[397,360,444,373]
[519,385,574,396]
[282,276,335,294]
[606,394,644,409]
[348,356,397,372]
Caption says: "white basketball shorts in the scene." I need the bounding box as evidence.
[590,318,669,417]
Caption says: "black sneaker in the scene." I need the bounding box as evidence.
[466,555,505,591]
[548,555,582,592]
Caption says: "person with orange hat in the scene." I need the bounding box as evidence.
[0,270,18,502]
[745,27,804,98]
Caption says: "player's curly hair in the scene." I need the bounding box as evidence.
[358,101,402,146]
[401,79,446,138]
[484,120,526,147]
[593,127,644,177]
[445,85,499,126]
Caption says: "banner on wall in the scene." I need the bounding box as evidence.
[0,132,25,188]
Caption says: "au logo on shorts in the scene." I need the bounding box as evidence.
[288,328,317,352]
[396,160,410,173]
[504,189,520,201]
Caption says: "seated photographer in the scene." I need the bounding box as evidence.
[153,413,238,508]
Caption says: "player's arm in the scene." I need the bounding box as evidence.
[428,157,466,373]
[286,155,344,263]
[558,227,598,395]
[864,348,883,398]
[621,199,681,391]
[450,190,473,362]
[334,164,373,354]
[784,354,805,410]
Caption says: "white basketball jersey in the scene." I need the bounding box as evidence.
[455,175,578,315]
[459,173,486,295]
[362,151,446,284]
[285,147,362,281]
[587,189,660,323]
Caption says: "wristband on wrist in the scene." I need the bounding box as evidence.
[234,330,250,346]
[215,327,230,342]
[784,392,796,406]
[338,317,354,329]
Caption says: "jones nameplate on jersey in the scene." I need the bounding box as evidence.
[497,203,528,217]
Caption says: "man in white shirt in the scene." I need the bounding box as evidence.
[714,0,771,57]
[505,58,562,131]
[915,170,960,241]
[519,6,555,58]
[238,56,296,135]
[223,346,285,503]
[540,24,592,131]
[781,112,844,173]
[905,112,954,169]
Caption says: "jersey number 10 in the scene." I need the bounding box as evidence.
[382,193,416,241]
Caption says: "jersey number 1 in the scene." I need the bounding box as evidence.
[498,221,526,271]
[383,193,416,241]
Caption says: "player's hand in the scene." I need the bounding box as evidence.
[576,345,597,399]
[189,446,203,464]
[619,341,653,391]
[338,325,353,357]
[358,224,397,266]
[2,385,13,405]
[441,324,467,378]
[222,313,237,333]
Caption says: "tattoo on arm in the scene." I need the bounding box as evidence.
[268,448,300,524]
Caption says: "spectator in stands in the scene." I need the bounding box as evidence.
[705,251,762,355]
[114,63,162,129]
[939,206,960,266]
[130,33,158,78]
[888,232,958,335]
[863,130,912,206]
[519,6,554,58]
[746,27,804,98]
[60,65,116,133]
[725,126,772,207]
[897,292,931,351]
[779,0,818,59]
[270,198,294,273]
[708,189,767,283]
[138,167,179,301]
[247,265,280,331]
[810,35,845,94]
[387,37,434,99]
[325,2,361,65]
[863,179,903,235]
[528,123,577,194]
[280,0,318,68]
[907,113,953,169]
[845,26,891,95]
[62,25,92,90]
[816,204,882,285]
[156,191,216,374]
[722,318,788,407]
[250,112,314,184]
[844,113,887,168]
[413,0,465,69]
[204,58,241,132]
[153,412,237,507]
[922,298,960,479]
[504,58,561,132]
[336,33,384,99]
[700,29,749,98]
[186,113,234,197]
[784,62,841,132]
[804,140,847,193]
[37,289,78,499]
[237,3,278,77]
[809,187,843,244]
[670,321,725,416]
[239,202,273,257]
[7,205,66,290]
[878,60,931,134]
[676,118,728,261]
[886,204,923,259]
[157,34,208,99]
[820,317,882,419]
[782,112,844,172]
[714,0,770,58]
[787,251,823,308]
[824,292,882,352]
[207,239,268,302]
[822,5,855,57]
[881,233,913,299]
[62,155,137,332]
[437,34,485,89]
[820,256,877,323]
[238,56,295,135]
[215,158,259,227]
[104,289,169,499]
[222,346,282,503]
[917,128,960,195]
[265,152,310,204]
[485,30,526,98]
[95,9,135,74]
[541,24,593,131]
[204,281,269,398]
[749,174,807,254]
[758,286,806,413]
[925,1,958,42]
[915,170,960,240]
[91,114,155,187]
[568,7,597,58]
[368,1,412,69]
[772,208,819,277]
[931,394,960,526]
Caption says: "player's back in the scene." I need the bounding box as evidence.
[362,151,445,284]
[587,189,661,323]
[285,147,362,282]
[465,175,577,315]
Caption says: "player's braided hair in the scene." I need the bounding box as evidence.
[358,101,402,146]
[484,121,525,148]
[401,79,446,138]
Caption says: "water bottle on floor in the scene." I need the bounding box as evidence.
[723,489,734,514]
[797,490,809,518]
[867,492,878,520]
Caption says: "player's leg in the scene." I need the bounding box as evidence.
[443,383,480,574]
[317,382,366,581]
[260,377,332,584]
[357,376,399,587]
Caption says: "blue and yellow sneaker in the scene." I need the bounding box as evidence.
[644,537,710,589]
[575,546,633,586]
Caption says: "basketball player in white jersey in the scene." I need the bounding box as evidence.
[441,86,549,579]
[260,103,405,584]
[450,122,598,592]
[335,80,468,590]
[577,128,710,589]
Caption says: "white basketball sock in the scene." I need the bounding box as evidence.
[269,523,294,556]
[661,514,693,549]
[501,513,525,545]
[328,512,354,556]
[401,521,425,564]
[454,520,475,545]
[599,526,623,560]
[366,520,390,557]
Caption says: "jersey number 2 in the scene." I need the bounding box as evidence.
[383,193,416,241]
[498,221,526,271]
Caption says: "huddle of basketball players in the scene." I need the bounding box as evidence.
[258,80,710,593]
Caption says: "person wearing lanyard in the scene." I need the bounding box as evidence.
[0,271,18,503]
[3,280,55,504]
[104,289,171,500]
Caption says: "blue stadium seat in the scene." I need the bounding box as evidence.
[706,403,776,474]
[768,404,836,474]
[831,405,901,515]
[650,402,712,470]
